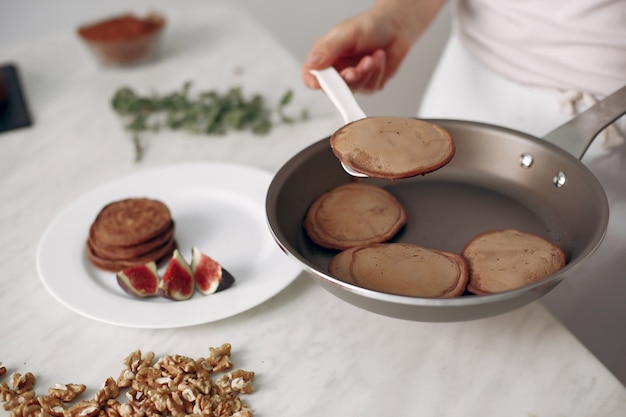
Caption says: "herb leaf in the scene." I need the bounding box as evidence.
[111,82,307,161]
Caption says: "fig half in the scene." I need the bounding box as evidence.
[158,249,194,301]
[191,246,235,295]
[116,261,160,297]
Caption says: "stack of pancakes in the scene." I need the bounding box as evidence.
[87,198,176,272]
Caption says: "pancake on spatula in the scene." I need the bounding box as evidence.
[304,183,406,250]
[330,116,454,179]
[329,243,468,298]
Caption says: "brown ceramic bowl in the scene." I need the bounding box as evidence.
[77,11,166,66]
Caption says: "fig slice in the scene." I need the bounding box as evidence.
[158,249,194,301]
[116,261,160,297]
[191,246,235,295]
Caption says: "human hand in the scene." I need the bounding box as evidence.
[302,0,446,94]
[302,7,411,94]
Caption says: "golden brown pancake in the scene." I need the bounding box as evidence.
[461,229,566,294]
[330,117,455,179]
[327,246,359,285]
[90,198,172,247]
[86,197,175,271]
[304,183,406,250]
[329,243,468,298]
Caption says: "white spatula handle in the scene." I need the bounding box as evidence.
[310,68,367,124]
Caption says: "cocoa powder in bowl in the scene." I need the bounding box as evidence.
[77,13,166,66]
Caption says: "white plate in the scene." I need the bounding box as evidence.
[36,162,301,328]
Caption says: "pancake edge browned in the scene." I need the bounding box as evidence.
[328,246,359,285]
[87,237,177,272]
[88,221,175,260]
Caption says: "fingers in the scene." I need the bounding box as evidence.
[301,1,438,94]
[302,53,325,90]
[301,29,354,89]
[343,49,387,94]
[302,11,386,91]
[303,49,388,94]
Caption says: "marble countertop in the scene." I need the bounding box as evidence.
[0,2,624,416]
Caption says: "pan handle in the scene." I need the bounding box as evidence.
[542,85,626,159]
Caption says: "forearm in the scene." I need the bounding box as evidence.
[373,0,448,43]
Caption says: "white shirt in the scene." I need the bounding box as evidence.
[453,0,626,97]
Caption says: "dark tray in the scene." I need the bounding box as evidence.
[0,63,33,133]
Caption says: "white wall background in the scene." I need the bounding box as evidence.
[0,0,451,116]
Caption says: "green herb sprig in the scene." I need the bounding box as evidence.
[111,82,308,161]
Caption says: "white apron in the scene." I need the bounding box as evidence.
[418,34,626,380]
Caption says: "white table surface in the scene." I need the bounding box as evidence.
[0,2,624,416]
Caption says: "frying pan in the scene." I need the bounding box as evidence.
[266,84,626,322]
